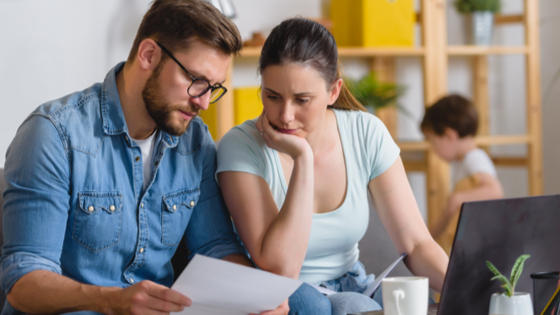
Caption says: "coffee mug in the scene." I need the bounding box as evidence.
[382,277,429,315]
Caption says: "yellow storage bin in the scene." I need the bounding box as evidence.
[197,98,219,139]
[198,86,262,140]
[331,0,415,47]
[234,86,262,126]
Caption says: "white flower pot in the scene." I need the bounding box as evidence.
[489,292,534,315]
[465,11,495,46]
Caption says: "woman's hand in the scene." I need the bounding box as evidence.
[256,111,312,160]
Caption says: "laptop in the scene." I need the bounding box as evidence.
[357,194,560,315]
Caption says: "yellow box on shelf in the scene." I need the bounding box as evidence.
[198,86,262,140]
[331,0,415,47]
[234,86,262,126]
[197,98,219,139]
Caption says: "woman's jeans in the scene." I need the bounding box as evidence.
[288,261,382,315]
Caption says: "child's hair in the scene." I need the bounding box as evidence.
[421,94,479,138]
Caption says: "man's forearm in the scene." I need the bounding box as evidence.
[7,270,114,314]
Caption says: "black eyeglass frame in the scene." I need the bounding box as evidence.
[155,41,227,104]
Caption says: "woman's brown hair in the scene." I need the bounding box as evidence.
[258,18,366,112]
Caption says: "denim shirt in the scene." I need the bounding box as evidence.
[0,62,245,313]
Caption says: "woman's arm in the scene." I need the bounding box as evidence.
[218,113,314,279]
[368,156,449,292]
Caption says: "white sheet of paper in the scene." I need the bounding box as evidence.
[307,283,337,295]
[171,254,302,315]
[362,253,407,297]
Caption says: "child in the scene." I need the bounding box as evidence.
[421,94,504,255]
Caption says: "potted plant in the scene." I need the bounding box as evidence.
[345,72,407,115]
[454,0,501,45]
[486,254,534,315]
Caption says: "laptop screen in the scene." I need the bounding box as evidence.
[438,195,560,315]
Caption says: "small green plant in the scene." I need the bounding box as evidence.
[454,0,501,14]
[486,254,530,297]
[345,72,406,112]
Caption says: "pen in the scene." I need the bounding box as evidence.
[540,284,560,315]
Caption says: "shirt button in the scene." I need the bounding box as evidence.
[190,201,195,207]
[135,156,140,162]
[88,206,94,212]
[130,278,135,283]
[173,205,177,210]
[139,248,144,253]
[141,203,144,208]
[109,205,115,211]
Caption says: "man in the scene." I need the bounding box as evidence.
[0,1,293,314]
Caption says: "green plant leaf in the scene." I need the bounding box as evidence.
[509,254,530,293]
[488,260,514,297]
[491,275,513,297]
[491,274,511,287]
[501,283,513,297]
[345,72,406,112]
[486,260,503,277]
[454,0,501,13]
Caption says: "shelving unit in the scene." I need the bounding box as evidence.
[211,0,543,237]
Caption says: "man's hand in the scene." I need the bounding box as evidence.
[104,280,191,315]
[251,299,290,315]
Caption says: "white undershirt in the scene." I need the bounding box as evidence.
[132,130,157,190]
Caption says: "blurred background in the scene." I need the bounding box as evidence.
[1,0,559,220]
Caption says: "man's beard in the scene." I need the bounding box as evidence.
[142,63,198,136]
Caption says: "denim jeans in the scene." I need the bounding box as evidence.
[323,261,382,315]
[288,261,383,315]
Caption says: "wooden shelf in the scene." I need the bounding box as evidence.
[475,135,532,146]
[338,47,425,57]
[403,156,530,172]
[397,135,532,152]
[239,46,425,58]
[495,14,524,24]
[241,45,527,59]
[238,47,262,58]
[398,141,430,152]
[448,46,529,56]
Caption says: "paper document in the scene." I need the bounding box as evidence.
[362,253,407,298]
[171,254,302,315]
[308,283,337,296]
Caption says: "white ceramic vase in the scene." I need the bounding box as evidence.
[465,11,495,45]
[489,292,534,315]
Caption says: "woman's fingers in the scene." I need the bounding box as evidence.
[256,111,265,134]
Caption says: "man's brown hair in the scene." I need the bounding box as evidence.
[127,0,242,63]
[421,94,479,138]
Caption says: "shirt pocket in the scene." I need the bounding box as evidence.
[161,188,200,246]
[73,192,123,251]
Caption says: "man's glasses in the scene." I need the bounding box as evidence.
[155,41,227,104]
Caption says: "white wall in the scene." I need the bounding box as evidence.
[1,0,559,209]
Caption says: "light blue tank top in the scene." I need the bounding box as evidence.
[216,109,400,284]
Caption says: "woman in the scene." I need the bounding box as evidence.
[217,18,448,314]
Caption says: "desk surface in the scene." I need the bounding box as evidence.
[354,304,439,315]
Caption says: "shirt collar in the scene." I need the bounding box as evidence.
[100,62,179,148]
[101,62,128,136]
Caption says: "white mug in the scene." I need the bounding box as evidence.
[382,277,429,315]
